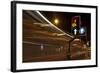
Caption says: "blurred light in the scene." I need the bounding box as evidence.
[54,19,59,25]
[40,44,44,51]
[74,29,77,35]
[79,27,85,34]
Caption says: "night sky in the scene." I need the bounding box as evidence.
[40,11,91,42]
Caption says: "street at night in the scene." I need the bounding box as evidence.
[22,10,91,63]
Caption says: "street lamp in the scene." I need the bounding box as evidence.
[54,19,59,25]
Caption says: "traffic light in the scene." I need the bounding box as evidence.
[71,16,86,36]
[71,16,79,35]
[79,27,86,36]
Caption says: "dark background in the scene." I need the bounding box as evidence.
[40,11,91,42]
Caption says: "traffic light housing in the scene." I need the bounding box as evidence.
[71,16,87,36]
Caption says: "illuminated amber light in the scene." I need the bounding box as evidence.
[54,19,59,25]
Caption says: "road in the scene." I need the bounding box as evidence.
[22,10,91,63]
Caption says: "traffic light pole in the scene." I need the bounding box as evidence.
[67,38,75,60]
